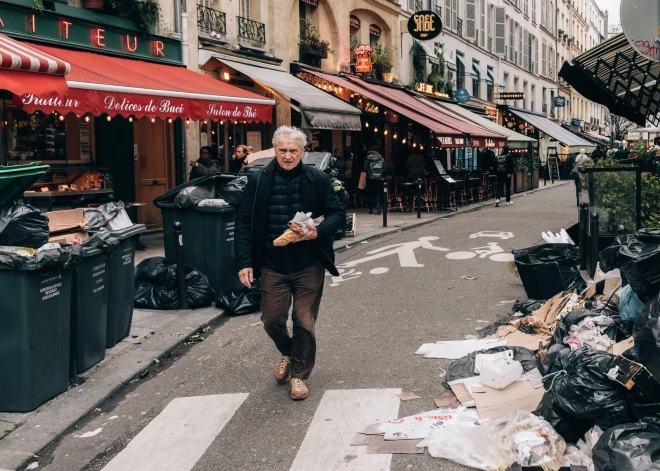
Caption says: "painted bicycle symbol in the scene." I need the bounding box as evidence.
[445,242,514,262]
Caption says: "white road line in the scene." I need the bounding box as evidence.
[101,393,248,471]
[290,388,402,471]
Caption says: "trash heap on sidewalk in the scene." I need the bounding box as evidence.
[0,164,147,412]
[359,230,660,471]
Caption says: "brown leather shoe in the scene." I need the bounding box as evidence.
[290,378,308,400]
[274,356,291,382]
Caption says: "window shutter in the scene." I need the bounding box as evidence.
[495,7,506,56]
[535,37,539,74]
[528,33,533,71]
[452,0,458,32]
[466,0,476,40]
[523,30,528,71]
[532,0,536,22]
[542,42,547,76]
[239,0,250,18]
[480,0,486,47]
[541,0,546,27]
[408,0,416,12]
[445,0,451,30]
[509,18,514,61]
[518,23,523,66]
[524,0,529,16]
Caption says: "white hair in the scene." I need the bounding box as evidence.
[580,148,586,154]
[272,126,307,149]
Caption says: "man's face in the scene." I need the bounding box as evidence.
[200,149,211,159]
[275,137,303,171]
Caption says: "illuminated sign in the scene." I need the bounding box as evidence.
[407,10,443,40]
[354,44,373,73]
[497,92,524,100]
[437,136,466,147]
[470,138,506,148]
[414,82,450,98]
[0,4,182,64]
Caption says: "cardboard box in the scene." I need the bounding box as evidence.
[48,232,88,245]
[45,209,89,235]
[608,356,660,403]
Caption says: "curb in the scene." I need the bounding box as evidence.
[333,180,571,252]
[0,307,226,471]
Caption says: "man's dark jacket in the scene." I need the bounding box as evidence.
[190,157,220,180]
[235,159,346,277]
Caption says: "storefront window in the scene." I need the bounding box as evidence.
[3,105,84,164]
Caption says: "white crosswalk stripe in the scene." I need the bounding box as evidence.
[100,393,248,471]
[289,388,402,471]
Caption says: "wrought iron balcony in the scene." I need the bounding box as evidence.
[237,16,266,44]
[198,5,226,37]
[457,18,463,37]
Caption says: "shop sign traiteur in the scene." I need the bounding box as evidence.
[354,44,373,73]
[19,89,273,123]
[0,3,181,64]
[621,0,660,62]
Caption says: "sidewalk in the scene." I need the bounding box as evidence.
[0,179,570,471]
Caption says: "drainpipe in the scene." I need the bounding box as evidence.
[181,8,189,181]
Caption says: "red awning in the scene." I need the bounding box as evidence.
[0,34,69,98]
[304,71,506,148]
[18,43,273,122]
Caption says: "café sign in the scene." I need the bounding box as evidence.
[407,10,442,41]
[354,44,373,73]
[437,136,466,147]
[0,3,181,64]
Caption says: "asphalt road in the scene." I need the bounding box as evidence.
[35,184,578,471]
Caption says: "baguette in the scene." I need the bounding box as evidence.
[274,229,298,246]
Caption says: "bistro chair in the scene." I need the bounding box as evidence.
[388,178,404,212]
[454,176,468,207]
[488,174,498,199]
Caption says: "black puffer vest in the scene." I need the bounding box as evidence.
[263,163,318,274]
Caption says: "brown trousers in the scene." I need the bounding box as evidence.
[260,261,325,379]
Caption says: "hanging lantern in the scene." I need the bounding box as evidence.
[518,123,525,130]
[507,122,514,128]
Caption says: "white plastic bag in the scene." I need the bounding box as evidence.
[375,407,480,440]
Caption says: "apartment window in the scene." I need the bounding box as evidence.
[239,0,250,18]
[518,23,523,66]
[472,62,481,98]
[531,84,536,111]
[456,55,465,89]
[487,66,494,101]
[509,18,515,62]
[542,41,547,76]
[542,87,547,113]
[173,0,182,33]
[532,0,536,23]
[480,0,486,48]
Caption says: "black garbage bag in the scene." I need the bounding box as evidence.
[216,177,247,206]
[541,343,573,375]
[84,201,132,230]
[534,392,593,444]
[443,346,541,388]
[599,229,660,303]
[592,422,660,471]
[632,403,660,427]
[0,244,81,271]
[174,184,214,209]
[513,244,586,299]
[633,292,660,379]
[477,298,545,337]
[217,275,261,315]
[0,200,49,248]
[550,349,634,430]
[134,257,214,309]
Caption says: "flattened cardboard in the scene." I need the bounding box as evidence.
[610,337,635,356]
[434,390,460,408]
[472,381,544,420]
[396,392,421,401]
[45,209,89,234]
[494,330,548,351]
[449,383,474,405]
[48,232,89,245]
[366,437,424,454]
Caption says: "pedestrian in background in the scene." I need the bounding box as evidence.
[189,146,220,180]
[406,150,427,178]
[333,148,347,181]
[229,144,249,173]
[571,148,593,206]
[364,145,385,214]
[493,146,514,207]
[234,126,345,401]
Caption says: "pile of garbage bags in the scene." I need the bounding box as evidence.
[134,257,214,310]
[397,230,660,470]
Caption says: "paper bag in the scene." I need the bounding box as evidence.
[358,171,367,190]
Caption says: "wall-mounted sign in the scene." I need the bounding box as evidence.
[553,96,566,107]
[0,3,181,64]
[407,10,443,41]
[455,88,470,103]
[621,0,660,62]
[497,92,524,100]
[354,44,373,73]
[437,136,466,147]
[627,131,642,140]
[415,82,450,98]
[470,138,506,148]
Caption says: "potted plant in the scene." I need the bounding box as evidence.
[83,0,105,9]
[104,0,160,37]
[514,156,531,192]
[532,156,540,188]
[372,44,393,81]
[300,20,332,59]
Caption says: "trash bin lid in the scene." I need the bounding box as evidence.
[0,162,50,207]
[195,204,236,213]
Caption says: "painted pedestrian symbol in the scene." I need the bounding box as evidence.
[445,242,514,262]
[338,236,450,269]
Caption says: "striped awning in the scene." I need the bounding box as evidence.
[0,33,69,75]
[0,33,69,98]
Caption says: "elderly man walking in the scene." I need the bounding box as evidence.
[234,126,346,400]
